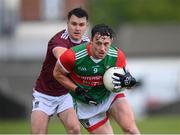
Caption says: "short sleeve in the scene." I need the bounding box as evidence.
[115,49,126,68]
[48,32,67,51]
[58,49,75,73]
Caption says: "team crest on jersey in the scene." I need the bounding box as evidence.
[105,65,110,69]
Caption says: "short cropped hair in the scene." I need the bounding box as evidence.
[68,8,88,20]
[91,24,115,39]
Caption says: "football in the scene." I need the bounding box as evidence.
[103,67,125,92]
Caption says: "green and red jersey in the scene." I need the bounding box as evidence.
[59,43,126,104]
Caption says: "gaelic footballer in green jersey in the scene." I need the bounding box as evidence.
[59,43,126,104]
[54,24,139,134]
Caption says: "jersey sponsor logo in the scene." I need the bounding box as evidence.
[78,66,87,71]
[71,72,103,87]
[78,75,103,86]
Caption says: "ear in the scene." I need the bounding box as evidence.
[86,21,89,26]
[67,20,69,25]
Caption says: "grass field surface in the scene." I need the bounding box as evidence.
[0,115,180,134]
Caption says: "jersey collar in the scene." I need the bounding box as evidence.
[86,43,103,63]
[69,36,82,44]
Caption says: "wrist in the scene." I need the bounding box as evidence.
[75,86,80,94]
[75,86,88,95]
[75,86,84,95]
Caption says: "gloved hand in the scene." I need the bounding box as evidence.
[112,68,136,90]
[75,87,97,105]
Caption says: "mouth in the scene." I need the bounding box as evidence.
[74,32,81,35]
[98,53,106,58]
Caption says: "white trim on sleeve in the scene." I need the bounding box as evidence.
[57,58,70,73]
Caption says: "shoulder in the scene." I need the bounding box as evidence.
[81,35,90,42]
[71,43,88,60]
[60,29,69,40]
[113,46,126,67]
[109,46,125,56]
[71,43,87,52]
[59,49,75,72]
[48,29,71,49]
[50,29,69,41]
[61,49,75,59]
[107,46,119,57]
[60,49,75,64]
[116,47,125,58]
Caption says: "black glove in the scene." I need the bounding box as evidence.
[112,69,136,90]
[75,87,97,105]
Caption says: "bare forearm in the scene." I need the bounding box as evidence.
[53,62,77,91]
[55,73,77,91]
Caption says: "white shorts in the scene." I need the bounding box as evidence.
[32,90,73,116]
[74,92,125,132]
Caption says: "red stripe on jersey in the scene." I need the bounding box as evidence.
[59,49,75,72]
[70,71,84,84]
[115,49,126,68]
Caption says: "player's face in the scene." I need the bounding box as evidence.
[90,34,112,59]
[67,15,88,41]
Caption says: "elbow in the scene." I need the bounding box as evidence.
[53,66,65,83]
[53,68,62,82]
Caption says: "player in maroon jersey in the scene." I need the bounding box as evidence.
[31,8,89,134]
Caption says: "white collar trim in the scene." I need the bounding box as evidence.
[90,56,102,63]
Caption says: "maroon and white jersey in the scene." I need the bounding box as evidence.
[34,29,89,96]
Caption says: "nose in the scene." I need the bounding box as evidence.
[100,45,106,52]
[75,25,80,31]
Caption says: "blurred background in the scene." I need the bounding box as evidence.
[0,0,180,133]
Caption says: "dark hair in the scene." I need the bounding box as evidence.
[91,24,115,39]
[68,8,88,20]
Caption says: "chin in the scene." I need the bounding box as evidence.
[98,56,105,59]
[71,35,78,40]
[74,35,81,39]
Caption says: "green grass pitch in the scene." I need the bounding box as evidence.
[0,115,180,134]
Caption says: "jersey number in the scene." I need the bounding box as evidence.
[93,68,98,73]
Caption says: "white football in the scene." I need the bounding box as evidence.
[103,67,125,92]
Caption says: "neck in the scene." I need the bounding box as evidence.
[89,45,102,60]
[90,56,102,63]
[69,36,81,44]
